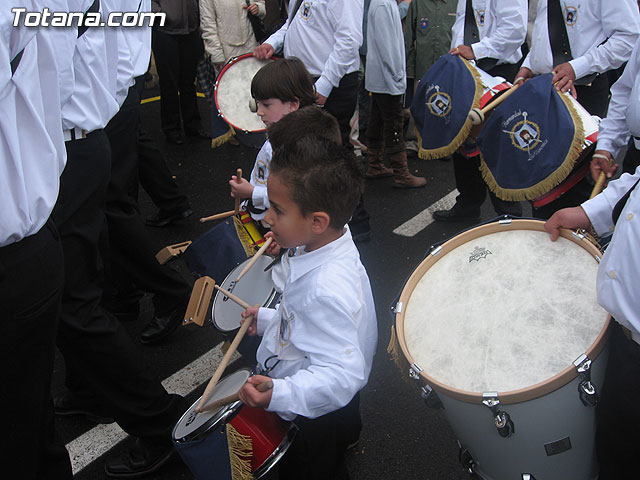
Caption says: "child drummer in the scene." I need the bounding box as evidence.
[238,136,378,479]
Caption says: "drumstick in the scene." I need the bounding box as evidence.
[234,168,242,214]
[195,301,257,413]
[468,83,521,125]
[213,284,251,309]
[199,209,236,223]
[235,237,274,282]
[198,380,273,413]
[589,154,614,199]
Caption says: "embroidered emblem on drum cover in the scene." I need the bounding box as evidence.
[279,306,294,346]
[564,6,578,26]
[426,85,452,117]
[419,17,429,29]
[501,110,546,161]
[476,10,485,26]
[301,2,312,20]
[469,246,492,262]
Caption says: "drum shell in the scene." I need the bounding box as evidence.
[437,341,608,480]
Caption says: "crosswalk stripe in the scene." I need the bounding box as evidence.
[66,344,239,475]
[392,190,459,237]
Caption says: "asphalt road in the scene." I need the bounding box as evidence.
[53,89,531,480]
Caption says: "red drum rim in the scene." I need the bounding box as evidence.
[395,219,610,405]
[214,53,277,134]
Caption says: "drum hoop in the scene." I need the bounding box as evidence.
[253,425,297,478]
[214,53,274,134]
[172,369,251,443]
[395,219,610,405]
[212,255,278,333]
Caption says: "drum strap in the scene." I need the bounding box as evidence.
[463,0,498,71]
[10,49,24,76]
[288,0,305,26]
[77,0,100,38]
[612,178,640,225]
[547,0,597,86]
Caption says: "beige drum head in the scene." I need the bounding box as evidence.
[215,53,274,133]
[395,220,608,403]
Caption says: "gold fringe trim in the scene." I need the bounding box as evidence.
[481,89,586,201]
[233,215,256,258]
[387,325,412,384]
[211,126,236,150]
[417,58,484,160]
[226,423,253,480]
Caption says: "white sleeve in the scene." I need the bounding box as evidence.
[471,0,527,61]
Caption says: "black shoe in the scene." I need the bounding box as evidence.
[105,438,175,478]
[165,132,184,145]
[432,207,481,223]
[144,208,193,228]
[184,127,211,139]
[54,391,115,424]
[140,305,184,344]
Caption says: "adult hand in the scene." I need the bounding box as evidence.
[514,67,533,85]
[590,150,618,182]
[240,306,259,336]
[243,2,259,15]
[254,43,274,60]
[238,375,273,408]
[449,45,475,60]
[544,206,592,241]
[315,92,327,106]
[552,62,577,97]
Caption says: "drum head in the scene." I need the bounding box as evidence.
[396,220,608,403]
[215,54,274,133]
[173,369,251,442]
[213,255,276,332]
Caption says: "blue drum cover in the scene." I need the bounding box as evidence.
[174,424,232,480]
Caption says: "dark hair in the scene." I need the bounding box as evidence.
[267,106,341,149]
[270,136,364,230]
[251,57,316,107]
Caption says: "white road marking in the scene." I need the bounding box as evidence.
[66,344,239,475]
[393,190,459,237]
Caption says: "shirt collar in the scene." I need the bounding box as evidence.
[287,227,355,284]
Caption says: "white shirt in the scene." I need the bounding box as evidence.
[582,167,640,338]
[365,0,406,95]
[266,0,363,98]
[245,139,272,221]
[522,0,640,80]
[597,37,640,159]
[61,0,121,131]
[0,6,68,246]
[255,228,378,421]
[450,0,527,65]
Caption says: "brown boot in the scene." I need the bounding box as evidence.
[365,147,394,179]
[390,151,426,188]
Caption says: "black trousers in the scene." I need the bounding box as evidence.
[575,73,610,119]
[324,71,360,149]
[0,221,72,480]
[595,322,640,479]
[104,81,191,316]
[367,93,405,155]
[53,131,185,443]
[451,62,523,217]
[152,28,203,136]
[278,393,361,480]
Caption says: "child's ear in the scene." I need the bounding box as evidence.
[289,98,300,112]
[311,211,330,234]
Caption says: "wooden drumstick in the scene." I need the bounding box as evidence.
[589,154,614,199]
[198,379,273,413]
[235,237,274,282]
[199,209,236,223]
[468,83,521,125]
[213,284,251,309]
[234,168,243,214]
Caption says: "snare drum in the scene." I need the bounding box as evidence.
[392,219,609,480]
[173,369,296,480]
[212,255,278,334]
[215,53,274,148]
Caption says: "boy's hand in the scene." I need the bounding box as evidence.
[241,306,260,336]
[264,231,281,256]
[254,43,274,60]
[229,176,253,199]
[238,375,273,408]
[544,207,592,241]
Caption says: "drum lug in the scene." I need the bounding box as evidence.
[498,217,513,225]
[392,301,403,314]
[457,442,475,474]
[573,354,599,407]
[430,245,443,256]
[482,392,515,438]
[522,474,538,480]
[421,384,443,409]
[408,363,423,380]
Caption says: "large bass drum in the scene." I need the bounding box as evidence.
[392,219,609,480]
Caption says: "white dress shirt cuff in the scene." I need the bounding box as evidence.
[315,76,334,99]
[251,185,268,209]
[266,378,295,420]
[569,57,591,82]
[471,42,488,61]
[257,307,278,336]
[581,198,615,238]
